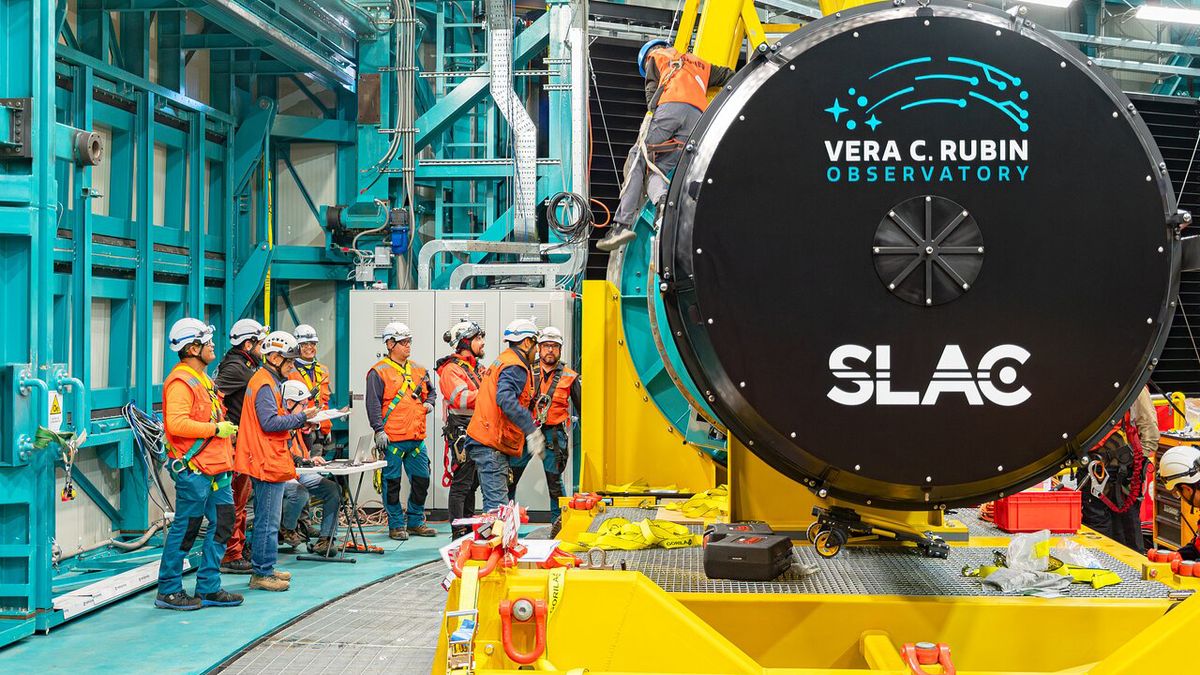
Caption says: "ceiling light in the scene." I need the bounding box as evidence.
[1136,4,1200,25]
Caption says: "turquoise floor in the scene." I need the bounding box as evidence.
[0,525,449,674]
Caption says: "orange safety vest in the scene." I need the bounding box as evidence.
[162,364,234,476]
[372,358,431,442]
[536,363,578,427]
[291,361,332,434]
[467,348,536,457]
[648,46,714,111]
[234,369,298,483]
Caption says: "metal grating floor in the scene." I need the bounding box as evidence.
[589,508,1170,598]
[216,563,449,674]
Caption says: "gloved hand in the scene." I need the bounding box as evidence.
[1179,542,1199,561]
[215,421,238,438]
[374,430,390,453]
[525,429,546,460]
[423,402,434,414]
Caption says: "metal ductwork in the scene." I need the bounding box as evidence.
[486,0,538,243]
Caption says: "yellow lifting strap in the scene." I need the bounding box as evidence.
[661,484,729,519]
[603,481,680,493]
[558,518,703,553]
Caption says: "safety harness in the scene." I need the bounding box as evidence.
[165,365,231,492]
[442,356,483,487]
[380,358,420,423]
[1081,414,1145,514]
[534,363,566,426]
[296,362,327,401]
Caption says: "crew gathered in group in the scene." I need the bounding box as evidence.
[155,315,580,610]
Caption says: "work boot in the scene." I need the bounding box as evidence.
[220,559,253,575]
[389,528,409,541]
[200,590,245,607]
[451,527,471,540]
[249,574,290,592]
[596,224,636,252]
[279,528,304,549]
[550,517,563,538]
[409,524,438,537]
[154,591,202,611]
[309,537,336,556]
[272,568,292,581]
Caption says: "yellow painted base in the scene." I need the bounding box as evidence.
[579,281,716,494]
[436,561,1199,674]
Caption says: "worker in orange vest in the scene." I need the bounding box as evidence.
[291,324,333,451]
[598,40,734,252]
[508,326,579,529]
[236,331,317,592]
[437,320,487,539]
[278,380,342,556]
[465,319,545,512]
[155,318,242,611]
[367,322,438,540]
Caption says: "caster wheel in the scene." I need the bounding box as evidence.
[813,528,846,558]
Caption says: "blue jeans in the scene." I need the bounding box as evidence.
[508,425,568,520]
[157,471,234,596]
[283,473,342,538]
[249,478,286,576]
[383,440,431,529]
[467,438,509,512]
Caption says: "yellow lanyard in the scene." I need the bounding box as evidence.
[382,358,415,396]
[177,364,221,423]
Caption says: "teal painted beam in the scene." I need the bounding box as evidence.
[68,471,122,525]
[231,97,276,195]
[233,242,272,320]
[57,45,235,124]
[413,14,550,153]
[272,115,354,143]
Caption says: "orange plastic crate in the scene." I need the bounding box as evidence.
[992,490,1082,533]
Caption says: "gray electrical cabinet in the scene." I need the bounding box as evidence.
[348,289,575,521]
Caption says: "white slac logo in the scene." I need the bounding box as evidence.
[827,344,1031,406]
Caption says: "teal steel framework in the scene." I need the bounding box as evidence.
[0,0,585,645]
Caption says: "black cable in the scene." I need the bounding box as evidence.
[546,191,594,247]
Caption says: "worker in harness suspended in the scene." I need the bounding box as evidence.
[1080,386,1158,551]
[596,39,735,252]
[367,322,439,540]
[290,324,333,454]
[215,318,267,576]
[1160,444,1200,560]
[507,326,579,531]
[465,319,545,512]
[156,318,242,611]
[437,321,488,540]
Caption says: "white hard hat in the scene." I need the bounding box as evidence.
[261,331,300,358]
[229,318,268,346]
[281,379,311,404]
[503,319,539,344]
[293,324,319,344]
[1160,445,1200,491]
[382,322,412,343]
[169,318,215,353]
[538,326,564,346]
[444,320,484,346]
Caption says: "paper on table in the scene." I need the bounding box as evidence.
[308,408,351,424]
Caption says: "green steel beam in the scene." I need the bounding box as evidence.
[231,97,276,195]
[232,242,272,321]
